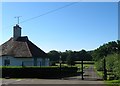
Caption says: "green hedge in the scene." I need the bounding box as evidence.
[1,66,78,79]
[1,66,60,68]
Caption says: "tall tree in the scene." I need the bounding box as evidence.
[66,50,75,66]
[47,50,60,61]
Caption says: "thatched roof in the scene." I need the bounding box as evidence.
[0,36,47,58]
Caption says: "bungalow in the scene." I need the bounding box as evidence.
[0,24,50,66]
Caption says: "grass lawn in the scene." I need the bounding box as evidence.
[55,63,93,73]
[75,64,93,72]
[105,80,120,86]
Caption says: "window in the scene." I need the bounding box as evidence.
[4,59,10,66]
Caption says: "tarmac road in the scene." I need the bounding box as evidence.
[1,79,105,86]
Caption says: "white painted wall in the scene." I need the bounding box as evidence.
[0,56,50,66]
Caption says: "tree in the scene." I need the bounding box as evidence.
[66,50,75,66]
[92,41,118,61]
[61,51,68,61]
[117,40,120,54]
[77,50,92,61]
[47,50,60,61]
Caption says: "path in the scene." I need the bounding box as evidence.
[63,65,103,81]
[83,65,103,80]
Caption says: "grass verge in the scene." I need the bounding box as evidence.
[94,66,103,77]
[105,80,120,86]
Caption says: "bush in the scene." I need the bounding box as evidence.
[95,59,104,71]
[106,54,120,79]
[95,53,120,80]
[1,66,78,79]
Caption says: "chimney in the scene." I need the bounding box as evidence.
[13,24,22,40]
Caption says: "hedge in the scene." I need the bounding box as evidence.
[1,66,78,79]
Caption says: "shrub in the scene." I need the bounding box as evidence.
[1,66,78,79]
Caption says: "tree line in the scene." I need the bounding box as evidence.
[92,40,120,61]
[47,40,120,62]
[47,49,93,65]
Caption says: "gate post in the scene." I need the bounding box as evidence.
[103,58,107,80]
[81,60,84,80]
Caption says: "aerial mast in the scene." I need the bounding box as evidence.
[13,16,22,40]
[14,16,22,25]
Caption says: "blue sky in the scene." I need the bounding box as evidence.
[2,2,118,52]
